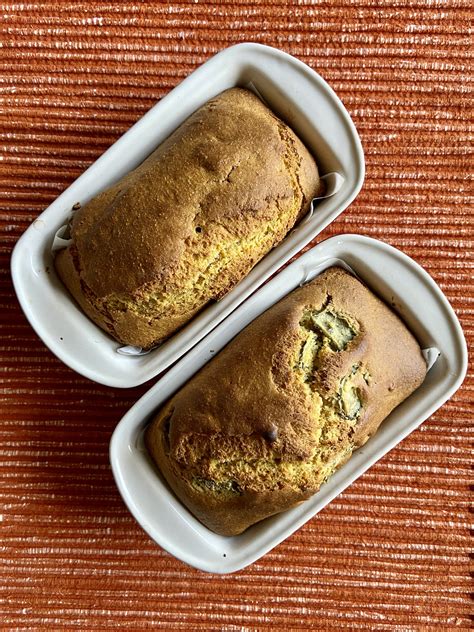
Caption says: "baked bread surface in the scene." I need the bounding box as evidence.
[146,267,427,536]
[55,88,322,348]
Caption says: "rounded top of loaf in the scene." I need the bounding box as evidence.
[146,267,427,534]
[68,87,320,299]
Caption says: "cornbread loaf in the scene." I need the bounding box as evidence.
[146,267,427,536]
[55,88,322,348]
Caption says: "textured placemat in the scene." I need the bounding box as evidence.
[1,2,472,629]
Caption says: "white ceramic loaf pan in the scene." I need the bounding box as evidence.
[11,42,364,387]
[109,234,467,574]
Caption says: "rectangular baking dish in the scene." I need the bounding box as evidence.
[10,42,364,387]
[109,234,467,574]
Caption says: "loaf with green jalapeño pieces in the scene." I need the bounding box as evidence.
[146,267,426,535]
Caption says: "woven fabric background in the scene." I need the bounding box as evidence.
[1,2,472,629]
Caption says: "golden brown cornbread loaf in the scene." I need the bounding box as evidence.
[55,88,322,348]
[146,267,427,536]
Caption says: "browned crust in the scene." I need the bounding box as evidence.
[146,406,311,536]
[55,88,322,348]
[145,267,427,536]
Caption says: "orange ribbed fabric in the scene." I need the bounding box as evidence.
[1,2,472,629]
